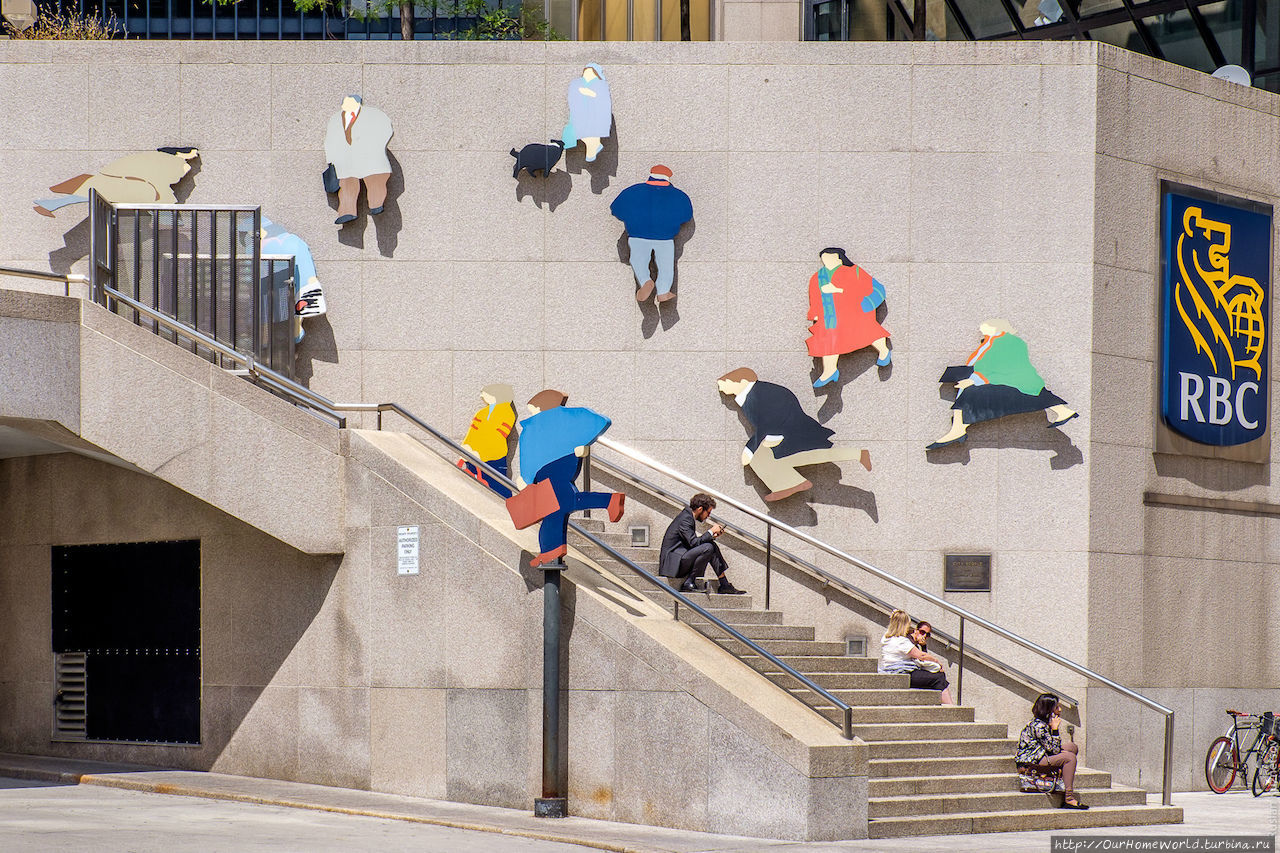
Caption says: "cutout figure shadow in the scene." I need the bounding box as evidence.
[744,457,879,527]
[813,302,893,424]
[515,161,572,211]
[926,387,1083,470]
[616,218,696,338]
[333,151,404,255]
[48,156,202,275]
[564,116,619,195]
[291,314,339,388]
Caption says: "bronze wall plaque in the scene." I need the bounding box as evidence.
[944,554,991,592]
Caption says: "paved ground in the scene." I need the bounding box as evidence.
[0,754,1275,852]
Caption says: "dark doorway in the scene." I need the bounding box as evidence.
[52,540,201,744]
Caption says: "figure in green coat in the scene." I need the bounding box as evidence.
[927,319,1077,450]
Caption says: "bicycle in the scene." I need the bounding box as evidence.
[1252,716,1279,797]
[1205,710,1273,793]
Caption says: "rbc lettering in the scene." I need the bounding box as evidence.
[1178,371,1260,430]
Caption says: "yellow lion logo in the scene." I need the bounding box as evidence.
[1175,206,1266,381]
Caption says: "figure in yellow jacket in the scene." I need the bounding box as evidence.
[458,384,517,498]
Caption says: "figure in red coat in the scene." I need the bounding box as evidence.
[806,248,892,387]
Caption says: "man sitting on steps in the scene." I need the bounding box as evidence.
[658,493,746,595]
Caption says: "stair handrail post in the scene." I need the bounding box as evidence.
[535,564,568,819]
[1162,712,1174,806]
[581,450,592,519]
[956,616,965,706]
[764,524,772,611]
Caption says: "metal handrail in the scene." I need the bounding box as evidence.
[586,450,1078,711]
[99,285,346,427]
[330,402,856,738]
[0,266,89,297]
[0,265,1169,791]
[0,278,858,739]
[591,436,1175,806]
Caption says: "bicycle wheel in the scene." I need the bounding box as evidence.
[1253,742,1278,797]
[1206,736,1238,793]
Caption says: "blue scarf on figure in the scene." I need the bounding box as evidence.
[818,266,838,329]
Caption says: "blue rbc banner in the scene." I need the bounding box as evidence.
[1160,187,1272,447]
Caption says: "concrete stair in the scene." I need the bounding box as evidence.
[568,524,1183,838]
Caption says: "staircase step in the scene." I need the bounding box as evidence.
[766,671,908,690]
[868,785,1148,818]
[869,755,1016,777]
[801,687,940,707]
[684,608,784,625]
[714,624,815,641]
[851,722,1009,742]
[766,671,903,690]
[768,655,880,672]
[867,738,1017,760]
[871,769,1111,797]
[721,639,847,655]
[867,804,1183,838]
[656,590,758,609]
[845,705,977,724]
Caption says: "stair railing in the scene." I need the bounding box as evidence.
[2,266,1170,791]
[331,402,857,740]
[587,436,1175,806]
[584,444,1075,710]
[6,273,858,741]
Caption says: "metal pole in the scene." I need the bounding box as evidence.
[1242,0,1258,74]
[957,617,965,706]
[535,568,568,818]
[764,525,772,610]
[582,453,592,518]
[1162,712,1175,806]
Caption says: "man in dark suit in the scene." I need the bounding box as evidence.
[717,367,872,501]
[659,494,745,594]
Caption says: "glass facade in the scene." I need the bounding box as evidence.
[38,0,711,39]
[809,0,1280,92]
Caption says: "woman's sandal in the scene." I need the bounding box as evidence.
[1060,791,1089,810]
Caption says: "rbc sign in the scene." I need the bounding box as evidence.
[1160,187,1271,447]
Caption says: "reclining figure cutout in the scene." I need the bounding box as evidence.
[717,367,872,502]
[34,147,200,216]
[927,319,1078,451]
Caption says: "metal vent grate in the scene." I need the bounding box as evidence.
[54,653,87,741]
[845,636,868,657]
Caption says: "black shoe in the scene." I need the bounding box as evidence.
[717,582,747,595]
[678,582,699,593]
[1060,793,1089,810]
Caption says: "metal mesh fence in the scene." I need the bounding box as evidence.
[89,195,296,380]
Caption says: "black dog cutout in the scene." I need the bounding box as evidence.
[511,140,565,179]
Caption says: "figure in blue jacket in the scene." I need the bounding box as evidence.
[261,216,326,344]
[609,164,693,304]
[515,389,625,567]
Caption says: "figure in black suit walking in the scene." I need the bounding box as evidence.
[659,494,746,594]
[717,367,872,501]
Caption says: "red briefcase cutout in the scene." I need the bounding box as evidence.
[505,479,559,530]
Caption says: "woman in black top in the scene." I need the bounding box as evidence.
[1015,693,1088,809]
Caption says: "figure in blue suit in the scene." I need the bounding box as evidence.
[515,389,625,567]
[609,164,693,305]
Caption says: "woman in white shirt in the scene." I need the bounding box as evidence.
[879,609,954,705]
